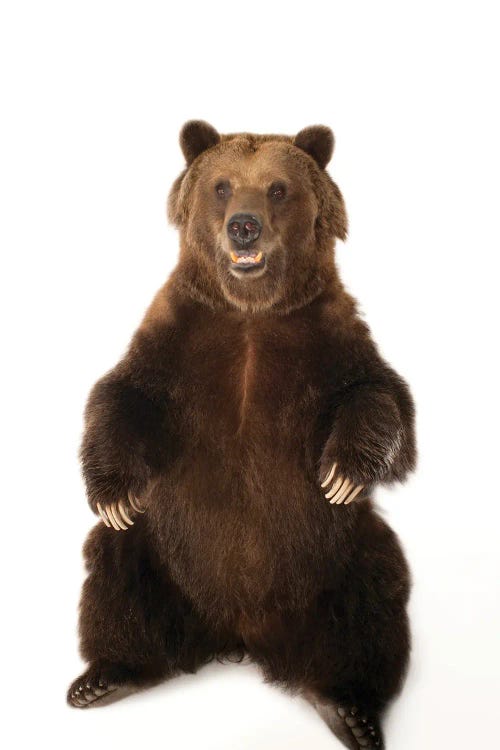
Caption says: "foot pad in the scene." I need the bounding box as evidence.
[337,705,384,749]
[67,672,118,708]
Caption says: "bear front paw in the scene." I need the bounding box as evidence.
[96,491,146,531]
[320,462,365,505]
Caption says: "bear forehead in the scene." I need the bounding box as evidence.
[196,137,310,186]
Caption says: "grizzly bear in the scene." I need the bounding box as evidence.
[67,121,416,750]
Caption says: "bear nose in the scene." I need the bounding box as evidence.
[227,213,262,250]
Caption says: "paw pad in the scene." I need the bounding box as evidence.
[337,705,383,749]
[67,673,117,708]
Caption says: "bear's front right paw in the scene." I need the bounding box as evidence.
[96,491,146,531]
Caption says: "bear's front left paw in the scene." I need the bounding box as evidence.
[320,462,365,505]
[96,491,146,531]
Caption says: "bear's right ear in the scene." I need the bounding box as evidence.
[180,120,220,166]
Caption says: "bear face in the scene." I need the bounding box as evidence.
[168,121,348,313]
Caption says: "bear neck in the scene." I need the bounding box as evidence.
[172,244,342,316]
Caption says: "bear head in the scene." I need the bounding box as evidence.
[168,121,347,313]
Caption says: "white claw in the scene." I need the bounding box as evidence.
[110,502,128,530]
[118,500,134,526]
[320,462,337,488]
[128,491,145,514]
[335,480,354,504]
[329,477,350,504]
[106,505,121,531]
[345,485,365,505]
[96,502,111,527]
[325,475,344,499]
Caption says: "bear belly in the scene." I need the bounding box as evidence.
[152,324,339,626]
[149,438,341,630]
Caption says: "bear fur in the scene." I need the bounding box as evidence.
[67,121,416,750]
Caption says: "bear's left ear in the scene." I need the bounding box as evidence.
[180,120,220,166]
[293,125,334,169]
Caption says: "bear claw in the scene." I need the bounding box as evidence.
[321,462,364,505]
[96,493,145,532]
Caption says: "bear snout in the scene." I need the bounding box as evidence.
[227,213,263,250]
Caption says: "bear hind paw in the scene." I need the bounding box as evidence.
[337,705,384,749]
[67,672,117,708]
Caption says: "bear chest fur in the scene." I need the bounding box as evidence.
[146,307,348,626]
[169,310,331,442]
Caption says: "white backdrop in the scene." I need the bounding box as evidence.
[1,2,499,748]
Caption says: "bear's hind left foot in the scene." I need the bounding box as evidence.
[336,705,384,749]
[305,692,384,750]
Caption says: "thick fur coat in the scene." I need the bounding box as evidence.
[68,121,416,750]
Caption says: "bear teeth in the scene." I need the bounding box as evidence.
[230,251,263,264]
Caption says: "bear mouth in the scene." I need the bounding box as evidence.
[229,250,266,273]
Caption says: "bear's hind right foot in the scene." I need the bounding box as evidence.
[67,660,144,708]
[67,669,118,708]
[67,661,165,708]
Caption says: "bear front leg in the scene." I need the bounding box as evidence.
[81,369,168,530]
[319,375,416,504]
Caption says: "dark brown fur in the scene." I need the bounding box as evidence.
[68,121,416,749]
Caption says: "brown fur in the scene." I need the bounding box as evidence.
[68,121,416,749]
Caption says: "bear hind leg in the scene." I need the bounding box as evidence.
[67,523,219,708]
[302,518,410,748]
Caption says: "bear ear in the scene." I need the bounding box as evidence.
[293,125,334,169]
[180,120,220,166]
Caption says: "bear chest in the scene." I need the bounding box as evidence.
[153,316,341,615]
[170,320,328,446]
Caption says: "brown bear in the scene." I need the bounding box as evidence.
[67,121,416,750]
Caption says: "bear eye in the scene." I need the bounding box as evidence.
[215,181,231,199]
[269,182,287,201]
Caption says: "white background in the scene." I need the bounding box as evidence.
[1,2,499,748]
